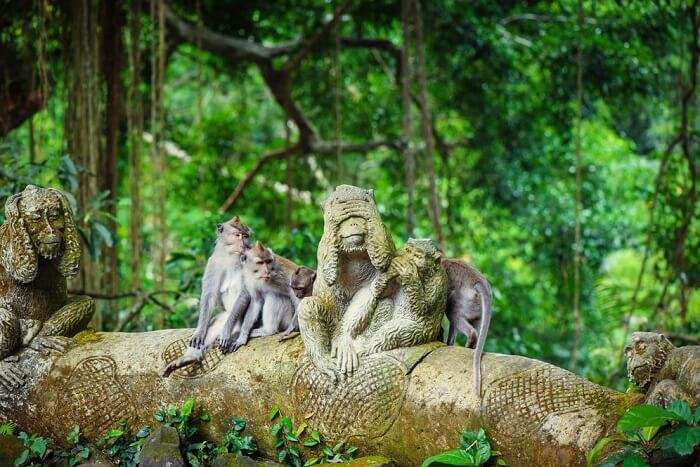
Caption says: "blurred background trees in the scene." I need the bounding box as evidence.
[0,0,697,388]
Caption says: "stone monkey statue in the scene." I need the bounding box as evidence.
[162,217,251,376]
[298,185,396,380]
[223,242,297,352]
[625,332,699,408]
[0,185,94,391]
[441,258,493,396]
[334,239,448,378]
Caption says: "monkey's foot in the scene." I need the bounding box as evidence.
[278,331,300,342]
[189,330,207,349]
[220,335,247,354]
[0,360,26,396]
[29,335,72,356]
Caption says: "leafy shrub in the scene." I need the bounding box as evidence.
[421,428,505,467]
[14,432,50,467]
[587,400,700,466]
[155,398,217,466]
[217,417,258,458]
[268,406,357,467]
[97,421,151,467]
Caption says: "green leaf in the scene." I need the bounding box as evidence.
[268,406,280,421]
[29,437,47,458]
[311,431,321,442]
[303,458,320,466]
[0,422,15,436]
[154,411,165,422]
[281,417,293,433]
[660,426,700,456]
[67,426,80,444]
[421,448,480,466]
[295,422,307,437]
[586,436,612,467]
[181,398,195,418]
[14,449,29,466]
[136,427,151,438]
[617,405,674,432]
[302,438,320,447]
[666,400,693,424]
[332,441,345,452]
[232,417,246,432]
[620,453,649,467]
[694,406,700,425]
[639,425,661,442]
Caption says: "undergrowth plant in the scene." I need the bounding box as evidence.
[421,428,506,467]
[97,421,151,467]
[268,406,358,467]
[217,416,258,458]
[155,398,217,466]
[587,400,700,467]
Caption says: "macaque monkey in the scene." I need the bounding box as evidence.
[279,266,317,341]
[225,242,297,352]
[441,258,493,397]
[161,217,251,377]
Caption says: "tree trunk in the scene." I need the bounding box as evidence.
[401,0,416,238]
[411,0,443,249]
[2,332,637,467]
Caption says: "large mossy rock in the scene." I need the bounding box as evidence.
[0,330,641,466]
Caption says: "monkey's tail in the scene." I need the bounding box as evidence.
[473,281,492,399]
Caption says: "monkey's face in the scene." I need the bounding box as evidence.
[218,223,251,254]
[338,216,367,253]
[19,193,66,260]
[249,250,276,282]
[625,333,671,388]
[291,267,316,298]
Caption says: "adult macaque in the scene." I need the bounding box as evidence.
[189,217,251,349]
[279,266,317,341]
[441,259,493,396]
[222,242,297,352]
[162,217,251,377]
[334,239,447,378]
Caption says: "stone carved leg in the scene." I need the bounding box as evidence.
[646,379,694,408]
[0,307,25,403]
[39,295,95,338]
[298,297,338,380]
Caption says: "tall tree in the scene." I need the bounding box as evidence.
[401,0,416,238]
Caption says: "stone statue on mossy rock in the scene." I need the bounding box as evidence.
[625,332,699,408]
[298,185,447,380]
[0,186,94,400]
[0,184,646,466]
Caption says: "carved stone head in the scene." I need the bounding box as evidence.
[217,216,252,254]
[404,238,442,271]
[1,185,81,283]
[318,185,395,286]
[625,332,674,389]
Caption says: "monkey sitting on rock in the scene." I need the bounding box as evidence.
[279,266,317,341]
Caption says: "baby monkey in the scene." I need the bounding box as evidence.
[279,266,317,341]
[441,258,493,397]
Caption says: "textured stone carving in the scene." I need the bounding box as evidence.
[162,338,223,379]
[292,352,407,439]
[625,332,699,407]
[298,185,448,379]
[0,185,94,395]
[61,356,136,438]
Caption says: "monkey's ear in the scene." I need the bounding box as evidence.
[1,193,38,283]
[52,189,81,278]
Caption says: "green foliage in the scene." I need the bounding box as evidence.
[421,429,505,467]
[216,417,258,458]
[0,422,16,436]
[587,401,700,466]
[154,398,217,466]
[268,405,357,467]
[14,432,50,467]
[96,421,151,467]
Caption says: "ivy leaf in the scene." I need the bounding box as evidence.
[30,437,47,458]
[660,426,700,456]
[268,406,280,421]
[421,448,477,466]
[666,400,693,424]
[14,449,29,466]
[617,405,675,432]
[181,398,195,418]
[232,417,246,432]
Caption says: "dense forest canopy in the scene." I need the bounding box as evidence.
[0,0,697,389]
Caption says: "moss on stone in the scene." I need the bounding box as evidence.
[73,329,103,346]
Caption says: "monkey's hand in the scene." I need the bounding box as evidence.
[28,336,71,356]
[221,334,249,354]
[334,335,359,379]
[20,319,43,346]
[189,328,207,349]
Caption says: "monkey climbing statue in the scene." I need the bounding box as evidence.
[298,185,449,381]
[625,332,699,408]
[0,185,95,393]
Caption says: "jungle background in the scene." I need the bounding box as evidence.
[0,0,697,390]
